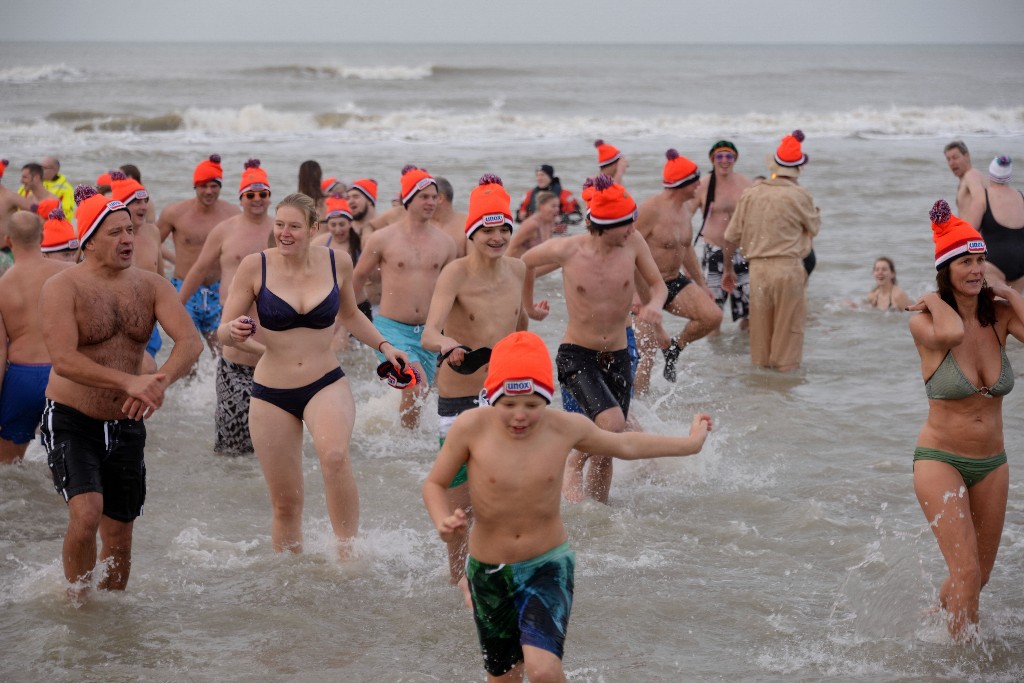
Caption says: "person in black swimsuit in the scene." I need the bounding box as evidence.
[218,193,408,558]
[978,155,1024,292]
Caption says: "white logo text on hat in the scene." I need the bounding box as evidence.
[504,379,535,395]
[483,213,506,226]
[106,200,127,211]
[968,240,986,253]
[415,178,434,191]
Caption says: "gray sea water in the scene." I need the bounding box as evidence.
[1,42,1023,681]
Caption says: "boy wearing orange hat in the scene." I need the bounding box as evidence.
[634,149,723,393]
[177,160,275,455]
[422,174,549,604]
[0,211,71,464]
[423,330,711,682]
[522,175,670,503]
[157,154,240,352]
[39,186,202,600]
[353,166,458,429]
[723,131,820,372]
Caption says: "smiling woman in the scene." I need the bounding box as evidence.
[216,192,409,559]
[908,199,1024,642]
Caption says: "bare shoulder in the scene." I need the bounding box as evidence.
[502,256,527,278]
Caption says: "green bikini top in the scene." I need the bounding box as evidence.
[925,327,1015,400]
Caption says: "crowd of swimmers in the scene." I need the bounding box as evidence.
[0,135,1021,679]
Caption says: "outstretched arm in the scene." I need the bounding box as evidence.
[573,411,712,460]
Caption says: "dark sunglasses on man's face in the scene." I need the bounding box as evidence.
[245,190,270,200]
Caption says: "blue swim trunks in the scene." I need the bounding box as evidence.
[467,541,576,676]
[0,362,51,444]
[146,325,162,358]
[561,326,638,414]
[171,277,221,334]
[373,315,436,385]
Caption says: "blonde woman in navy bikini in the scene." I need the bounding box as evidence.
[908,200,1024,641]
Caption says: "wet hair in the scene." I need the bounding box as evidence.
[297,160,324,202]
[935,263,996,327]
[119,164,142,182]
[276,192,319,229]
[944,140,969,156]
[535,191,557,208]
[874,256,898,284]
[435,176,454,203]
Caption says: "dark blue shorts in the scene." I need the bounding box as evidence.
[0,362,50,444]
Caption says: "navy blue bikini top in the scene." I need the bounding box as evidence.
[256,250,340,332]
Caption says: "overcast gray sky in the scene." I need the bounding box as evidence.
[3,0,1023,44]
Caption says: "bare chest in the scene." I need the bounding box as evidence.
[75,278,156,346]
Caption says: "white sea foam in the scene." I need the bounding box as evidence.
[12,103,1016,143]
[0,63,86,84]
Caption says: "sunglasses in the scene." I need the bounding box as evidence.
[714,152,736,162]
[244,190,270,200]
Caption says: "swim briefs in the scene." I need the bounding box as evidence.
[146,325,162,358]
[913,447,1007,488]
[467,541,576,676]
[560,327,638,414]
[664,271,693,308]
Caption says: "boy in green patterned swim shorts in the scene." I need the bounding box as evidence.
[423,331,712,681]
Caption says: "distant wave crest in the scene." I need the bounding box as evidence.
[5,104,1022,141]
[0,63,87,84]
[246,63,434,81]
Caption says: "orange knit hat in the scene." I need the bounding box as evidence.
[930,199,986,271]
[193,154,223,187]
[42,206,79,253]
[400,166,436,208]
[774,130,808,168]
[321,177,342,194]
[586,174,637,230]
[74,185,129,246]
[662,149,700,189]
[350,178,378,205]
[580,177,596,208]
[95,172,112,189]
[325,195,352,220]
[238,159,270,196]
[109,170,149,205]
[484,331,554,405]
[34,197,60,219]
[594,139,621,168]
[465,174,513,239]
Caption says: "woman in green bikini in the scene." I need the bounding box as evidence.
[908,200,1024,642]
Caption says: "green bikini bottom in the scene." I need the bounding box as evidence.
[913,447,1007,488]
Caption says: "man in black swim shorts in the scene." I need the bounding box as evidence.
[40,186,202,600]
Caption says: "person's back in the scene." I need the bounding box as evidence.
[0,213,70,363]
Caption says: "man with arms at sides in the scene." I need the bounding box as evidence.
[696,140,754,332]
[157,153,240,353]
[346,178,382,317]
[178,160,275,455]
[353,166,457,429]
[40,186,202,602]
[522,174,668,503]
[634,149,722,393]
[0,212,72,463]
